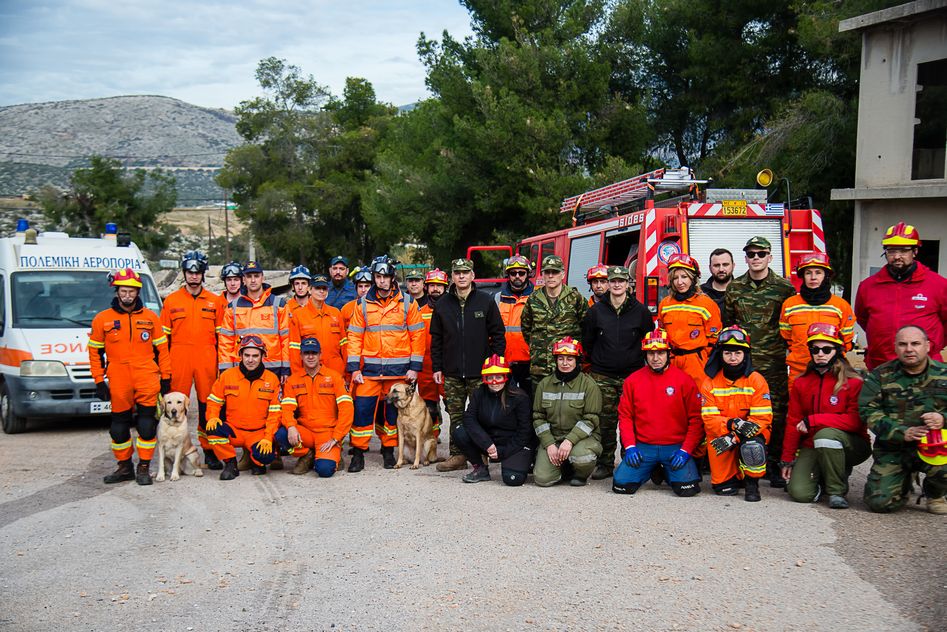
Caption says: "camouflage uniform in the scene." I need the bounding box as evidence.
[588,374,623,469]
[443,377,482,455]
[521,285,587,384]
[723,269,795,471]
[859,359,947,513]
[532,372,602,486]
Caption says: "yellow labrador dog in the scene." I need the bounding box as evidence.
[156,391,203,481]
[386,382,439,469]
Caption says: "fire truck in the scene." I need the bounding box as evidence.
[468,167,825,312]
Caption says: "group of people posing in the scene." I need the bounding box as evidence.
[88,222,947,514]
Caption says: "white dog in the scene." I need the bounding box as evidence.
[156,391,203,481]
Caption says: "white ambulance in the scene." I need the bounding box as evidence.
[0,220,162,433]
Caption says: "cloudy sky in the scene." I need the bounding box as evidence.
[0,0,475,110]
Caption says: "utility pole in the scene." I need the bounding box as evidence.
[223,189,231,260]
[207,216,213,250]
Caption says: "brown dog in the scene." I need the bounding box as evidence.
[156,391,203,481]
[386,382,439,469]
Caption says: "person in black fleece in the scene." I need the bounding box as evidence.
[452,355,536,485]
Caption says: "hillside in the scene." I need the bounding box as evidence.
[0,95,242,203]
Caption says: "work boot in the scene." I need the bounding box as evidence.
[348,449,365,473]
[828,495,849,509]
[135,460,153,486]
[103,459,135,484]
[927,496,947,515]
[569,477,588,487]
[292,450,314,475]
[436,454,468,472]
[381,447,396,469]
[237,449,252,471]
[269,454,284,471]
[590,464,613,480]
[462,464,491,483]
[204,449,223,471]
[220,458,239,481]
[744,477,761,502]
[251,463,267,475]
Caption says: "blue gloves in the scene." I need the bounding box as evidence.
[669,449,691,471]
[623,446,641,468]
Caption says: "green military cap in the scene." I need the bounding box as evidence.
[541,255,564,272]
[607,265,630,280]
[404,269,425,280]
[451,258,474,272]
[743,236,772,252]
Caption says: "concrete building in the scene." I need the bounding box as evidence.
[831,1,947,296]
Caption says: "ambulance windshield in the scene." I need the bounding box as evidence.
[11,271,161,329]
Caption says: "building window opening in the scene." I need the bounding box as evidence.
[912,59,947,180]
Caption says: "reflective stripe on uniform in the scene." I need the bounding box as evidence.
[814,438,844,450]
[711,387,756,397]
[575,420,594,435]
[535,423,551,435]
[569,453,597,464]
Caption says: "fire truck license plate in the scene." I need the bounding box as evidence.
[90,401,111,414]
[722,200,747,215]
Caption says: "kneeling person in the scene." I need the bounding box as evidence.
[613,329,703,496]
[532,337,602,487]
[453,355,536,486]
[206,335,282,479]
[276,337,354,477]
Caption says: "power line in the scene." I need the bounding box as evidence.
[0,151,229,159]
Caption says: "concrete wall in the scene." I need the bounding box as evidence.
[854,18,947,187]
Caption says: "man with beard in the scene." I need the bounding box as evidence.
[779,253,855,388]
[89,268,171,485]
[724,237,795,488]
[700,248,734,315]
[586,264,609,306]
[854,223,947,370]
[494,255,534,397]
[161,251,226,469]
[326,255,356,309]
[418,268,448,435]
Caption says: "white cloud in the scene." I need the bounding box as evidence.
[0,0,473,109]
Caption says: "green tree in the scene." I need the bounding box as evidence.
[37,155,177,257]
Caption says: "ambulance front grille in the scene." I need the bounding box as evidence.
[68,365,94,381]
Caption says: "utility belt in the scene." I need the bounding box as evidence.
[671,347,704,357]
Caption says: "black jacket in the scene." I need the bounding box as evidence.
[430,283,506,378]
[461,385,535,459]
[700,280,727,316]
[581,296,654,378]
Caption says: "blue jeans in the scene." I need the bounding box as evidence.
[613,443,700,486]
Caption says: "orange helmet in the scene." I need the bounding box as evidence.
[796,252,832,277]
[642,329,671,351]
[667,253,700,276]
[882,222,921,248]
[918,429,947,466]
[552,336,583,357]
[806,322,843,346]
[586,264,609,281]
[110,267,142,288]
[238,334,267,357]
[424,268,449,285]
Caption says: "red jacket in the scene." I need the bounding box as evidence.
[854,262,947,370]
[782,370,868,462]
[617,365,704,455]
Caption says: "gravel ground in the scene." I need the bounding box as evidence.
[0,417,941,632]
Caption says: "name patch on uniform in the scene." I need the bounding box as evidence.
[224,385,239,391]
[140,331,150,341]
[259,387,275,394]
[170,307,186,314]
[201,307,216,314]
[135,319,151,327]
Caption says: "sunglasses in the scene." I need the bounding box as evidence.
[508,270,528,277]
[808,345,836,355]
[745,251,770,259]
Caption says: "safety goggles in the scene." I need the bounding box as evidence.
[745,250,770,259]
[718,329,750,346]
[182,261,204,272]
[808,344,836,355]
[240,334,265,348]
[482,374,508,385]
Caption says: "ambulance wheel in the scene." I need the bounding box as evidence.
[1,382,27,434]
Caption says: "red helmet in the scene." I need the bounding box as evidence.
[238,334,267,357]
[109,267,142,288]
[918,429,947,466]
[552,336,583,357]
[667,253,700,276]
[586,264,609,281]
[642,329,671,351]
[796,252,832,278]
[806,322,843,346]
[481,354,511,384]
[882,222,921,248]
[424,268,449,285]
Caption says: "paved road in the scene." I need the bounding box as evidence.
[0,418,942,632]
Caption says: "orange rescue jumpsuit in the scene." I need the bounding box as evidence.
[699,371,773,485]
[280,366,354,465]
[658,293,721,385]
[779,294,855,388]
[218,286,289,376]
[89,301,171,461]
[205,366,282,464]
[287,299,346,374]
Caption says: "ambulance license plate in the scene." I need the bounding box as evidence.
[90,401,111,414]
